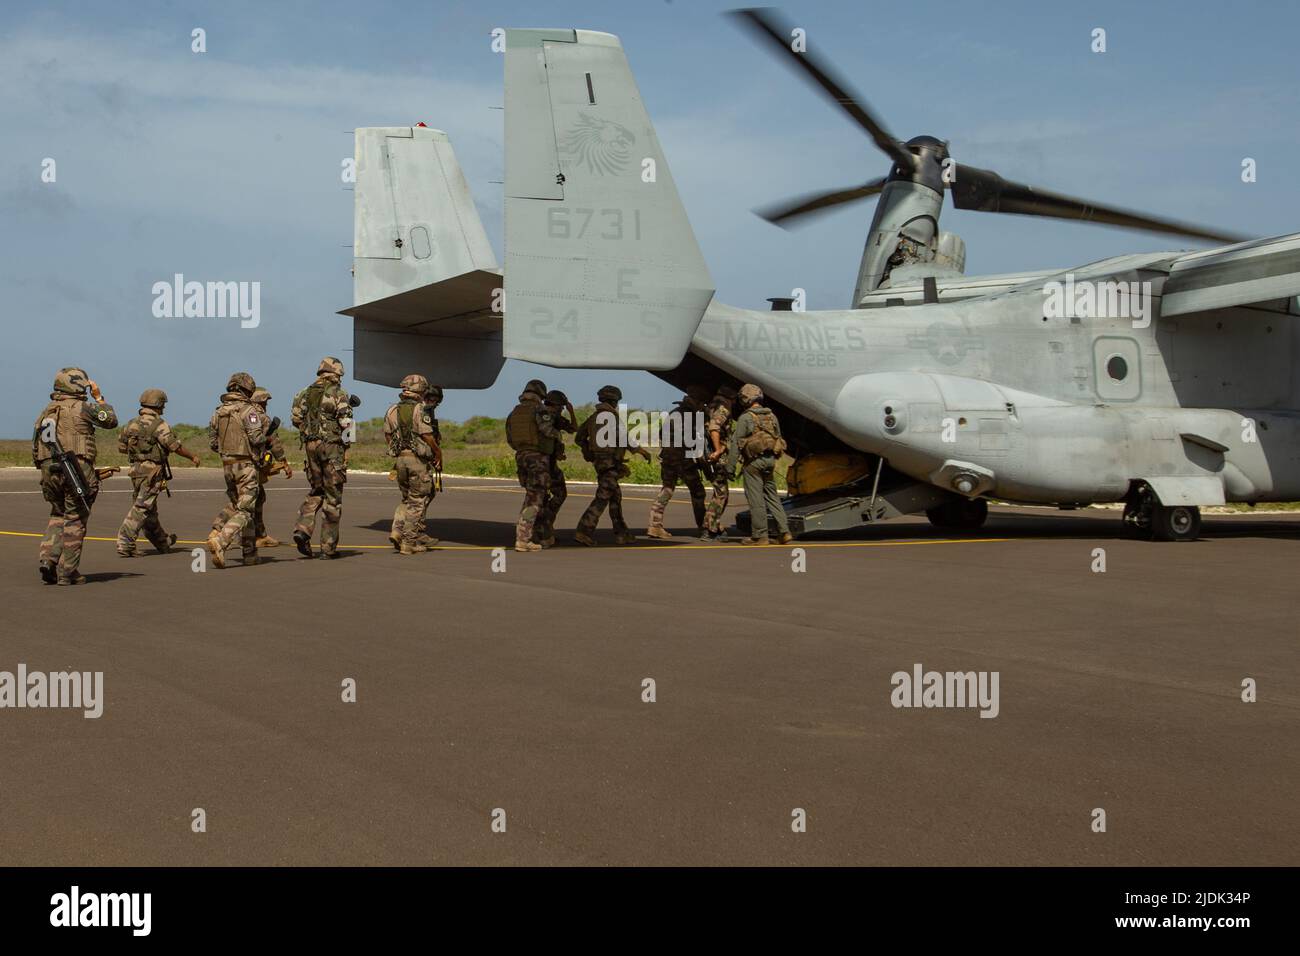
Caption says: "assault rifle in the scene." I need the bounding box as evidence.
[40,424,90,512]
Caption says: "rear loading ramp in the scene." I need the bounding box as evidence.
[735,464,951,537]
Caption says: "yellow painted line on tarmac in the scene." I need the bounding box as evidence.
[0,529,1010,551]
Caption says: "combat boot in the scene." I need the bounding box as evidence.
[538,534,557,549]
[388,533,401,552]
[243,554,261,566]
[574,530,597,547]
[614,531,637,545]
[255,535,280,548]
[646,526,672,540]
[740,536,770,546]
[778,532,794,544]
[39,562,57,585]
[399,541,428,555]
[514,539,542,552]
[57,573,86,586]
[417,534,439,547]
[293,530,314,558]
[206,531,227,569]
[117,548,135,558]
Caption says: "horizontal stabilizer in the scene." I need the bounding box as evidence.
[1162,233,1300,317]
[502,29,714,369]
[343,126,504,388]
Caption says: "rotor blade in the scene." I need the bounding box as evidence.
[949,165,1249,244]
[729,8,913,171]
[756,178,886,227]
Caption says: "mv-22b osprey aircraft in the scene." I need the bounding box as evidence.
[340,10,1300,542]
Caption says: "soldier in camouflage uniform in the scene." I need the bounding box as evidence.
[32,368,118,585]
[532,388,577,549]
[205,372,272,569]
[505,379,557,553]
[210,387,292,547]
[646,385,711,539]
[117,388,202,557]
[701,384,738,541]
[574,385,650,547]
[383,375,443,555]
[728,383,794,546]
[291,356,355,559]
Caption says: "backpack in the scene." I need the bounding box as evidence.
[574,414,597,462]
[742,408,787,460]
[505,402,541,452]
[299,383,327,439]
[387,402,415,456]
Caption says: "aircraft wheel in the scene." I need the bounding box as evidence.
[926,497,988,531]
[1150,504,1200,542]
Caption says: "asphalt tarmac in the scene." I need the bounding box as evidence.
[0,467,1296,865]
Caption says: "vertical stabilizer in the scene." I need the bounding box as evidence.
[503,29,714,369]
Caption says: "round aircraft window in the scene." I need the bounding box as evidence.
[1106,354,1128,381]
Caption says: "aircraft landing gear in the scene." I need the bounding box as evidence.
[925,497,988,532]
[1123,484,1200,542]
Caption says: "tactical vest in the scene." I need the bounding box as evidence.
[506,402,541,452]
[33,398,94,461]
[214,402,255,458]
[124,415,165,464]
[741,408,785,461]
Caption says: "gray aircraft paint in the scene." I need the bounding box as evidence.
[343,27,1300,515]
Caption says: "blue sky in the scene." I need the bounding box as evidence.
[2,0,1296,434]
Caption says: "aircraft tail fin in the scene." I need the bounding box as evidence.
[341,126,504,388]
[502,29,714,369]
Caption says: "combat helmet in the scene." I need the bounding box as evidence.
[227,372,256,396]
[318,356,345,379]
[715,384,738,401]
[685,385,712,406]
[520,379,547,402]
[544,389,568,406]
[52,367,88,396]
[399,374,429,397]
[737,384,764,405]
[250,388,272,406]
[597,384,623,404]
[424,384,444,405]
[139,388,168,409]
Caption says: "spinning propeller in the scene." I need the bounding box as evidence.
[730,7,1247,244]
